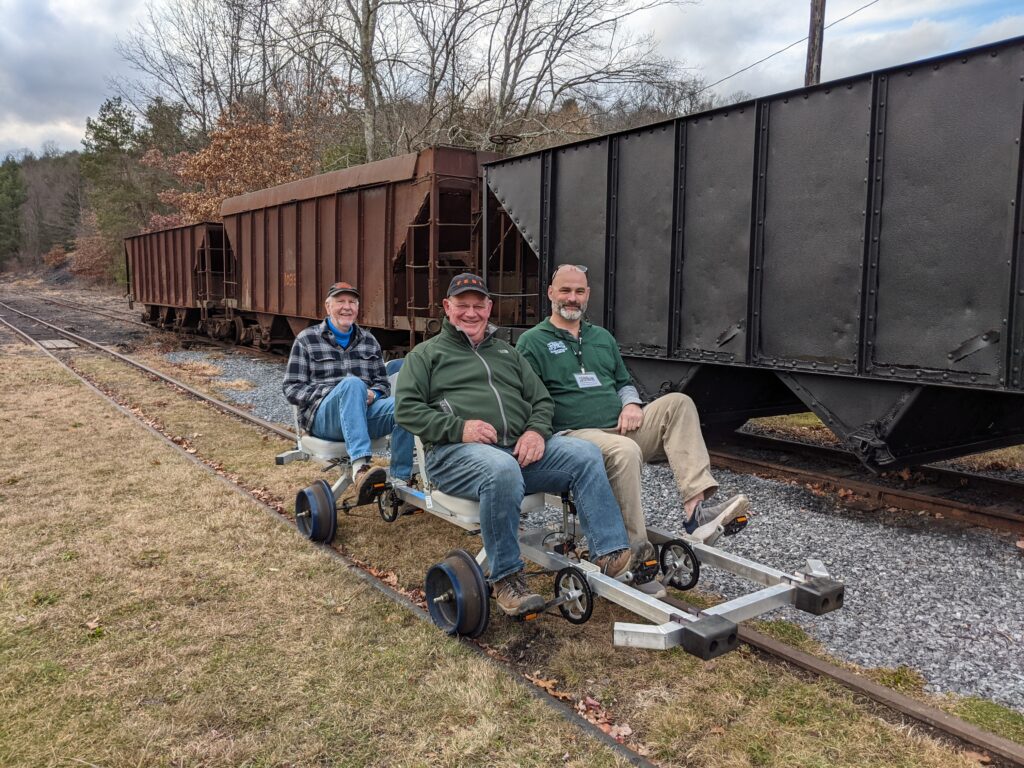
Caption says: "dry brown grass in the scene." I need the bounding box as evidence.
[45,348,1000,765]
[0,350,630,767]
[217,378,257,391]
[173,360,225,378]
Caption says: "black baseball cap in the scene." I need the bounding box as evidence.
[447,273,490,298]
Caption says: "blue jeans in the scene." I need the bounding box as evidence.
[426,435,628,583]
[311,376,414,480]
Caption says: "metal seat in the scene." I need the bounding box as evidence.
[413,436,545,527]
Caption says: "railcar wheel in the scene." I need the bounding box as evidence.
[659,539,699,590]
[554,566,593,624]
[294,480,337,543]
[424,549,489,638]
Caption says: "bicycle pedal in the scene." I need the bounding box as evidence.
[724,515,749,536]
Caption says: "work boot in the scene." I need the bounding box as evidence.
[630,541,660,586]
[684,493,750,543]
[628,541,666,597]
[352,465,387,506]
[493,572,545,617]
[593,548,631,580]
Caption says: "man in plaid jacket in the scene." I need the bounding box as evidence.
[283,281,413,504]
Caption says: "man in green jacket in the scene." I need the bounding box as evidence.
[517,265,749,598]
[395,273,633,618]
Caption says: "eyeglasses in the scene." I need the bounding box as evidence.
[551,264,588,280]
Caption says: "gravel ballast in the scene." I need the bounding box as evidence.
[167,348,1024,714]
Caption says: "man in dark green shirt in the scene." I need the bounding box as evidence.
[517,265,749,597]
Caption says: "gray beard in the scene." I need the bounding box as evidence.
[556,304,584,321]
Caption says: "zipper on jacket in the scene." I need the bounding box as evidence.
[472,347,510,445]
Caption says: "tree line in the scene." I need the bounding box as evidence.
[1,0,745,282]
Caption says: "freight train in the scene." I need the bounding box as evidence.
[126,34,1024,470]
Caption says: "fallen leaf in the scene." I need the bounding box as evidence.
[963,750,991,764]
[85,616,101,630]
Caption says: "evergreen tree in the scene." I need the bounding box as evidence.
[0,156,27,268]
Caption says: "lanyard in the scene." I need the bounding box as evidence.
[567,329,585,373]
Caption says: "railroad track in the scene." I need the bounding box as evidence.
[2,298,1021,766]
[712,432,1024,535]
[4,291,284,361]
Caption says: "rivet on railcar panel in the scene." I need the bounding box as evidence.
[943,373,949,379]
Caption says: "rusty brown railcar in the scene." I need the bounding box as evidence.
[124,222,231,332]
[220,146,499,351]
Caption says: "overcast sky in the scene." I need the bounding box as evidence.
[2,0,1023,158]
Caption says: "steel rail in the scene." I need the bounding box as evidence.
[11,292,285,361]
[732,431,1024,503]
[0,309,656,768]
[32,294,154,329]
[4,302,1022,763]
[0,300,294,442]
[711,435,1024,535]
[664,595,1024,767]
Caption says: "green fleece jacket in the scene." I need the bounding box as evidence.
[395,319,554,450]
[516,318,632,432]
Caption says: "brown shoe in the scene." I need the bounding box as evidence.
[352,465,387,506]
[493,572,545,617]
[593,548,631,580]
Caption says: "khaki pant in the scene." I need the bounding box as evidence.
[566,392,718,548]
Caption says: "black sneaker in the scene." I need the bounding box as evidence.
[493,572,545,617]
[353,465,387,506]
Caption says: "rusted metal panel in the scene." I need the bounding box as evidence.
[300,199,317,318]
[361,187,388,327]
[221,153,420,215]
[281,203,297,317]
[125,223,217,309]
[317,196,335,308]
[339,192,360,284]
[220,147,492,334]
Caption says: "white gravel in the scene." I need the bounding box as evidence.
[166,348,1024,714]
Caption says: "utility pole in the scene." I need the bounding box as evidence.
[805,0,826,86]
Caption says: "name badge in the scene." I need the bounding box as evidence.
[574,372,601,388]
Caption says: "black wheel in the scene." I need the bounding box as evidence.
[554,566,593,624]
[659,538,699,590]
[294,480,337,543]
[377,489,401,523]
[424,549,490,638]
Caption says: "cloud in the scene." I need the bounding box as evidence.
[0,116,86,159]
[0,0,147,155]
[643,0,1024,100]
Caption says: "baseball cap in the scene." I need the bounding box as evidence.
[326,281,359,300]
[447,273,489,298]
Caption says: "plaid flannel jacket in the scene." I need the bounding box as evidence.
[283,320,390,432]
